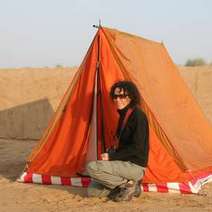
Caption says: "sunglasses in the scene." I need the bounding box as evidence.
[112,94,128,100]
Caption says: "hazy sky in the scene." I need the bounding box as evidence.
[0,0,211,68]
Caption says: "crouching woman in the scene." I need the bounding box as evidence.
[86,80,149,201]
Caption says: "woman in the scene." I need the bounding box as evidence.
[86,80,149,201]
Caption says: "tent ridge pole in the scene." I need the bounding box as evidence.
[96,23,106,156]
[92,19,102,28]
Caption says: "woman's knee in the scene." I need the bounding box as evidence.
[86,161,98,174]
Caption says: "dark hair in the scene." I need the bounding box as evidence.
[110,80,141,106]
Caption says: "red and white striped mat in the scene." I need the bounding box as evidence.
[17,172,212,194]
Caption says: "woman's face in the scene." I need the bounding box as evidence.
[113,87,131,110]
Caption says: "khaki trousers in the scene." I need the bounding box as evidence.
[86,160,145,197]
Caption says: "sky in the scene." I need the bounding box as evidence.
[0,0,211,68]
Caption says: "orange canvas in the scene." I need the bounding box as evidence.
[24,26,212,185]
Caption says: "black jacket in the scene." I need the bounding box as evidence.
[109,105,149,167]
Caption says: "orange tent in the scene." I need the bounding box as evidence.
[18,26,212,193]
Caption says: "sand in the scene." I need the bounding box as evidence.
[0,138,212,212]
[0,66,212,211]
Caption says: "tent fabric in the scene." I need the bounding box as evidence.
[102,27,212,170]
[20,26,212,192]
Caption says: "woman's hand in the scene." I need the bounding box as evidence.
[101,153,109,161]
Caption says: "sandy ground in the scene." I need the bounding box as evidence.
[0,138,212,212]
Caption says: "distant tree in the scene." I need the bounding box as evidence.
[56,64,63,68]
[185,58,207,66]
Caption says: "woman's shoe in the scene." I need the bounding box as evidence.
[112,181,141,202]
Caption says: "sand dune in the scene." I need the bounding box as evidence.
[0,66,211,140]
[0,67,77,139]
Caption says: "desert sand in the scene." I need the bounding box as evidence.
[0,66,212,211]
[1,138,212,212]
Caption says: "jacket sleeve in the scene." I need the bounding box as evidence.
[109,112,148,161]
